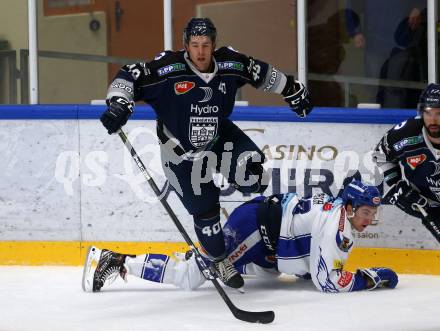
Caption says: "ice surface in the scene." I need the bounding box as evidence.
[1,267,439,331]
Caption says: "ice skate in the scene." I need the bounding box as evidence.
[82,246,133,292]
[212,258,244,290]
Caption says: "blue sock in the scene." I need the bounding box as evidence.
[140,254,169,283]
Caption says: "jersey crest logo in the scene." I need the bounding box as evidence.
[174,81,195,95]
[189,116,218,148]
[323,202,333,211]
[406,154,427,170]
[198,87,213,102]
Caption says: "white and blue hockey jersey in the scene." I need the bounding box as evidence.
[119,193,368,293]
[276,193,359,292]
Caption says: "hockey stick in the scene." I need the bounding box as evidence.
[414,204,440,244]
[117,129,275,324]
[413,203,428,218]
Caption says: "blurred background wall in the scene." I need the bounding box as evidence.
[0,0,434,107]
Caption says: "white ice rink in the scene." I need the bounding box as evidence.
[1,267,440,331]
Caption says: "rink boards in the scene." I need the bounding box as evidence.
[0,105,439,273]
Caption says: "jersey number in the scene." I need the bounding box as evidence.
[248,59,261,81]
[127,64,141,80]
[202,222,221,237]
[218,82,226,94]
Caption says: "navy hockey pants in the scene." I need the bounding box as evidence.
[163,119,267,216]
[222,199,276,270]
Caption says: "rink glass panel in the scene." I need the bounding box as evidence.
[308,0,428,108]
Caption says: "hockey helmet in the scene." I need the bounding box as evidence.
[183,18,217,44]
[417,83,440,114]
[340,180,381,209]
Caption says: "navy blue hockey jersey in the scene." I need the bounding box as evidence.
[106,47,287,153]
[374,117,440,207]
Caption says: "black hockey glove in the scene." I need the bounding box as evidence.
[281,75,313,118]
[100,97,134,134]
[384,180,428,218]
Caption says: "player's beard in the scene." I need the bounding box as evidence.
[424,122,440,138]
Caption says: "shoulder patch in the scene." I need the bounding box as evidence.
[336,231,353,252]
[392,135,424,151]
[217,61,244,71]
[385,117,423,148]
[157,63,186,76]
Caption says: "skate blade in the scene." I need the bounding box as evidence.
[81,246,101,292]
[236,286,245,294]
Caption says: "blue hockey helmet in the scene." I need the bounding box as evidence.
[340,180,381,209]
[417,83,440,114]
[183,18,217,44]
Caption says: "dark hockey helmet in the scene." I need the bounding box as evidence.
[183,18,217,44]
[417,83,440,114]
[341,180,381,209]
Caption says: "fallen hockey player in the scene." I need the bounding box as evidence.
[82,180,398,293]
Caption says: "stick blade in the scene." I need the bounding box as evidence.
[232,308,275,324]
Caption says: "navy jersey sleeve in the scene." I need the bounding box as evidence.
[373,118,423,186]
[214,46,287,94]
[106,51,178,104]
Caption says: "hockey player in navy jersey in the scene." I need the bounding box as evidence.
[374,83,440,243]
[83,180,398,293]
[99,18,312,289]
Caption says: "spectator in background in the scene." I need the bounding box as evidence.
[308,8,350,107]
[345,0,425,106]
[377,9,428,108]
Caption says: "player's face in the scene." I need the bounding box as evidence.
[350,205,377,232]
[423,107,440,139]
[185,36,215,72]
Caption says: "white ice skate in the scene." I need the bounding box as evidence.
[82,246,102,292]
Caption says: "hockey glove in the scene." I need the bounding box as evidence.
[384,180,428,219]
[360,267,398,290]
[100,97,134,134]
[281,75,313,118]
